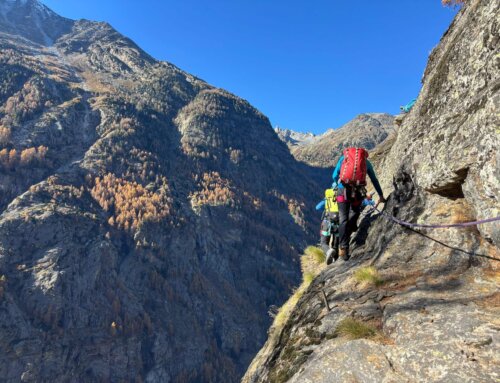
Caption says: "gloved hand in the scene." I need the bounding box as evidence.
[363,198,375,207]
[378,196,387,204]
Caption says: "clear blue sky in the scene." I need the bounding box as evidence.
[42,0,458,134]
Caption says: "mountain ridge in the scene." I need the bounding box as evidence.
[0,0,72,45]
[290,113,395,168]
[0,1,323,381]
[275,113,395,171]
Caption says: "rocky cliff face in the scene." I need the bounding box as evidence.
[0,1,322,382]
[243,1,499,382]
[0,0,72,45]
[274,128,315,148]
[290,113,394,168]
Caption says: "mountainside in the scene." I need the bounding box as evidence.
[244,1,499,382]
[289,113,394,168]
[274,127,315,148]
[0,0,72,44]
[0,1,323,382]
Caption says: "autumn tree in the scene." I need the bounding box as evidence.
[190,172,236,209]
[90,173,172,233]
[8,149,17,168]
[0,126,10,146]
[20,147,37,165]
[0,146,49,169]
[36,145,48,161]
[0,149,8,168]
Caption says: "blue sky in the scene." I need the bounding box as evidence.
[42,0,458,134]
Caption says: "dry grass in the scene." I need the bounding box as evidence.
[273,287,306,330]
[273,246,326,330]
[335,318,377,340]
[300,246,325,285]
[354,267,384,287]
[304,246,326,264]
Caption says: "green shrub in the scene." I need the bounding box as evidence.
[354,266,384,287]
[335,318,377,340]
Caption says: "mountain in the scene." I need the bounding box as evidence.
[290,113,395,168]
[0,0,72,45]
[0,1,323,381]
[243,0,499,382]
[274,127,315,148]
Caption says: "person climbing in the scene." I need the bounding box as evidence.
[400,98,416,113]
[396,98,417,126]
[316,188,376,265]
[315,188,340,265]
[332,147,386,260]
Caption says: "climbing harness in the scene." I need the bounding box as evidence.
[368,207,500,229]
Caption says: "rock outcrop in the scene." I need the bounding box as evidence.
[0,1,322,382]
[243,1,499,382]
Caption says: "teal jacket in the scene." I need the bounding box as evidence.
[332,155,384,197]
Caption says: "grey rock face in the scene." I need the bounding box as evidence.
[243,1,499,382]
[287,340,394,383]
[380,0,500,246]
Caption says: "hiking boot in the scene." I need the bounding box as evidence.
[326,248,337,265]
[339,248,349,260]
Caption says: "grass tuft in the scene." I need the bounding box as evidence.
[335,318,377,340]
[303,272,315,286]
[272,246,326,331]
[273,288,304,329]
[304,245,325,264]
[354,266,384,287]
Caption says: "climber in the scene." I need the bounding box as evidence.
[316,188,376,265]
[315,188,340,265]
[400,98,416,113]
[332,147,386,260]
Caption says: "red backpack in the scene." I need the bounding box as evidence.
[339,147,368,186]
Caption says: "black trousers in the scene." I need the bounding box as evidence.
[320,232,338,255]
[338,201,362,249]
[319,216,339,255]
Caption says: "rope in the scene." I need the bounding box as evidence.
[366,206,500,261]
[369,207,500,229]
